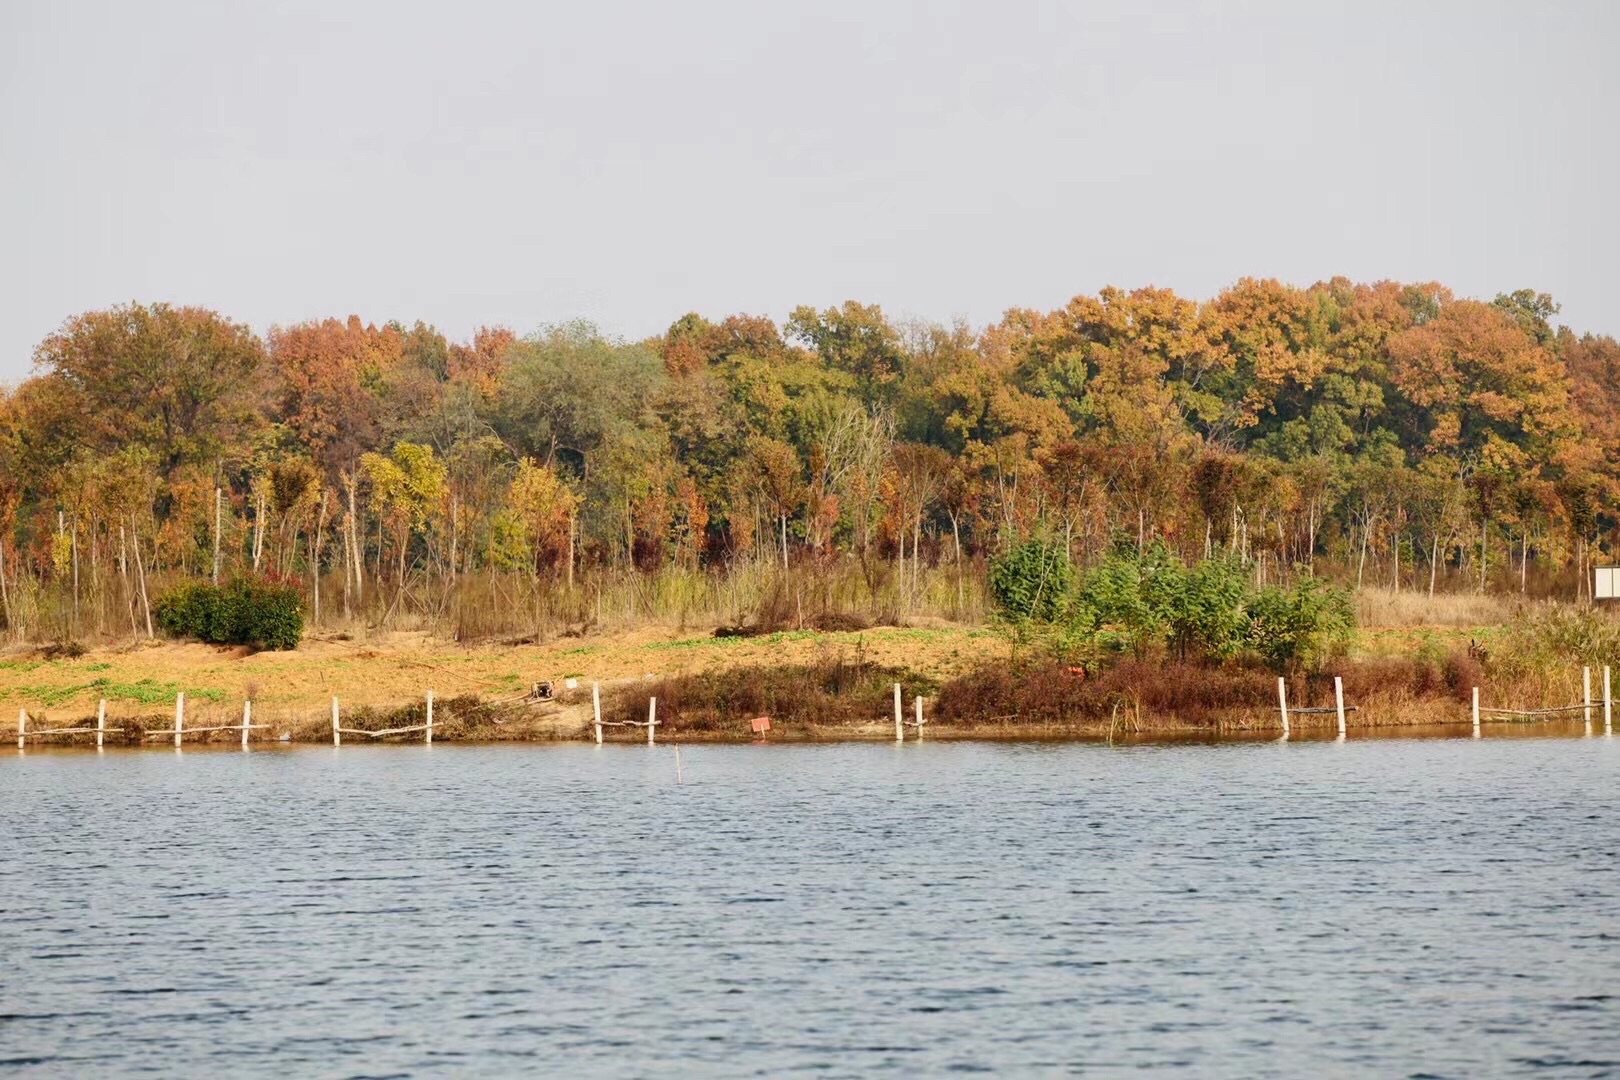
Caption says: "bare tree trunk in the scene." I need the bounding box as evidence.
[212,486,222,585]
[130,518,153,639]
[345,473,363,610]
[120,523,137,637]
[1307,497,1317,574]
[1579,536,1587,604]
[1479,516,1488,594]
[566,511,576,590]
[449,494,459,582]
[341,518,353,619]
[913,513,922,597]
[252,488,266,572]
[1356,524,1368,589]
[0,537,11,632]
[311,491,330,627]
[1520,529,1528,593]
[71,516,80,630]
[950,512,963,614]
[897,525,906,608]
[90,517,101,631]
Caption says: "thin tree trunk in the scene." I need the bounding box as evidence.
[345,474,363,610]
[212,486,222,585]
[1520,529,1528,593]
[311,491,330,627]
[913,513,922,596]
[252,489,266,572]
[71,516,80,629]
[1479,516,1488,594]
[131,518,153,639]
[340,508,351,611]
[0,537,10,632]
[951,513,963,613]
[119,523,137,637]
[897,525,906,606]
[1307,497,1317,574]
[90,518,101,631]
[449,493,459,583]
[1356,524,1368,589]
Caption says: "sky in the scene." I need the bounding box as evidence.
[2,0,1617,382]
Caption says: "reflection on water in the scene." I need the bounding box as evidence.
[3,734,1618,1077]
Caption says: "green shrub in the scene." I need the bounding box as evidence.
[1072,543,1252,662]
[154,577,303,650]
[989,537,1074,624]
[1167,555,1252,662]
[1245,577,1354,672]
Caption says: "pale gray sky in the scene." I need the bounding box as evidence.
[2,0,1616,381]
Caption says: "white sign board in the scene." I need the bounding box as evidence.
[1597,566,1620,600]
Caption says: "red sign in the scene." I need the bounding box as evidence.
[750,716,771,733]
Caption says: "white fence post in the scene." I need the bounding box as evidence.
[1584,666,1593,735]
[1472,686,1480,738]
[16,707,24,749]
[593,682,602,744]
[647,697,657,745]
[331,696,341,747]
[1605,665,1613,737]
[1334,676,1346,739]
[893,683,903,743]
[97,698,106,750]
[915,695,924,740]
[425,690,434,744]
[1277,678,1289,738]
[174,693,184,749]
[242,700,252,749]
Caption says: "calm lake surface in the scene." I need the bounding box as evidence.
[4,734,1618,1077]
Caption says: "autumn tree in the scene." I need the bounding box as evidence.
[33,303,266,474]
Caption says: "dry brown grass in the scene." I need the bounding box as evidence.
[0,622,1006,727]
[1354,587,1529,628]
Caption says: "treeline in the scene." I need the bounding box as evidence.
[1,278,1616,643]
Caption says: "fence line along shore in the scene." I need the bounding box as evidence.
[9,668,1617,750]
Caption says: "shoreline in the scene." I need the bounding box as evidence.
[6,717,1598,751]
[5,620,1608,748]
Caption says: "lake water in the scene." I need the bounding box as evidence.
[4,734,1618,1077]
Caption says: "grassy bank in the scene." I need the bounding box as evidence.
[5,591,1614,745]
